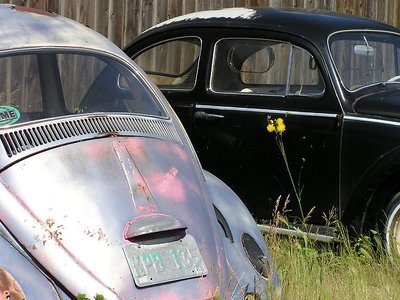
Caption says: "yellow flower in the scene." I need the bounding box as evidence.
[276,122,286,133]
[267,120,275,132]
[266,117,286,134]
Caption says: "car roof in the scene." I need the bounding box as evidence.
[0,4,125,57]
[133,7,400,46]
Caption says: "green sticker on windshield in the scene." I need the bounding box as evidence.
[0,106,20,126]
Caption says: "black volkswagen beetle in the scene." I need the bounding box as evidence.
[125,7,400,253]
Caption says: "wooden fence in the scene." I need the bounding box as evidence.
[0,0,399,48]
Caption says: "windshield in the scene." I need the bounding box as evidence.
[329,31,400,91]
[0,51,165,127]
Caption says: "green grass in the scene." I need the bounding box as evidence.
[266,226,400,300]
[77,294,106,300]
[78,226,399,300]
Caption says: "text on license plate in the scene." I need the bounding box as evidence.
[123,234,208,287]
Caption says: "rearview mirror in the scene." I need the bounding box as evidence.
[354,45,375,57]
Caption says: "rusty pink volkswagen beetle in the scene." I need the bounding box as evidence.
[0,4,280,300]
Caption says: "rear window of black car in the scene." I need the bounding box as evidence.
[133,37,201,91]
[210,38,325,97]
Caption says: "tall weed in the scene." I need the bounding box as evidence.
[265,116,400,299]
[266,224,400,299]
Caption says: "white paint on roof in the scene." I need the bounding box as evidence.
[149,8,257,31]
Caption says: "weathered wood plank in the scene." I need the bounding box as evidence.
[0,0,399,47]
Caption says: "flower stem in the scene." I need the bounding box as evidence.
[277,136,305,222]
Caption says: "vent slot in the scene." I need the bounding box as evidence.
[0,115,180,158]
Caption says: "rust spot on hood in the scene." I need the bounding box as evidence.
[33,218,64,247]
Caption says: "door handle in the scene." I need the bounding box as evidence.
[194,111,224,121]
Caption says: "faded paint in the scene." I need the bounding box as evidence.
[136,204,157,214]
[149,8,257,32]
[81,142,110,160]
[152,167,186,202]
[159,142,189,162]
[124,137,148,161]
[0,4,125,58]
[113,139,158,214]
[0,132,276,298]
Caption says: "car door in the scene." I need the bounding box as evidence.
[192,32,343,223]
[127,29,342,224]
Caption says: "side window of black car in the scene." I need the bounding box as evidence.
[210,38,325,97]
[133,37,201,91]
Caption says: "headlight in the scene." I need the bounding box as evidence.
[241,233,270,278]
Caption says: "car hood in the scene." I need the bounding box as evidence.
[0,136,227,299]
[354,86,400,119]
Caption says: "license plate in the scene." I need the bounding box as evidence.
[123,234,208,287]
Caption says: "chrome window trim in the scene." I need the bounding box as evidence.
[327,29,400,93]
[196,104,337,118]
[209,37,326,98]
[131,35,202,93]
[285,45,293,96]
[344,115,400,127]
[289,45,325,97]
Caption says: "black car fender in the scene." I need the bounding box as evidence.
[342,145,400,230]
